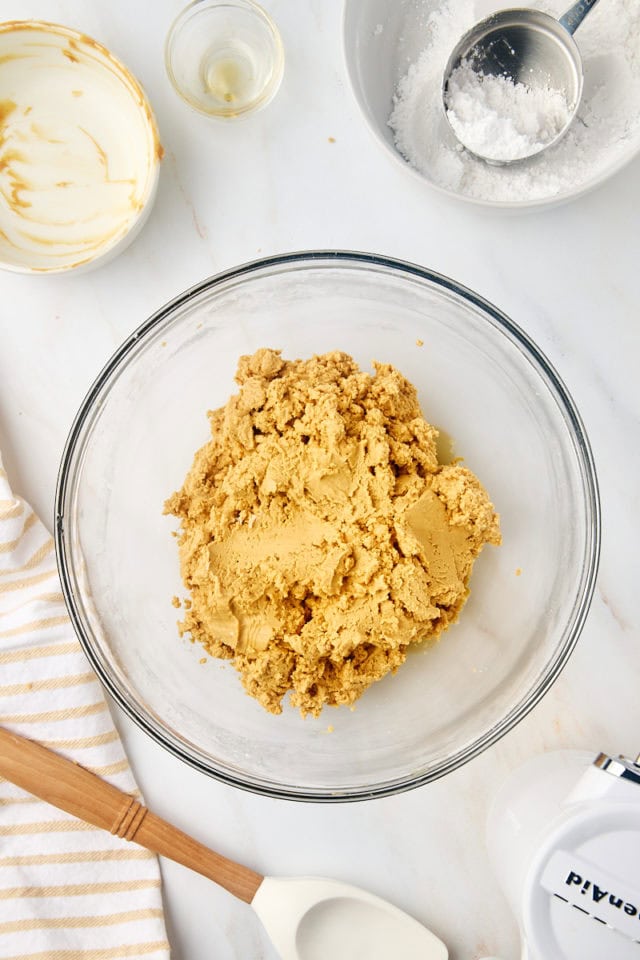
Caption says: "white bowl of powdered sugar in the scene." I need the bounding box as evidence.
[343,0,640,208]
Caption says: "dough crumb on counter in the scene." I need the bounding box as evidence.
[165,348,501,717]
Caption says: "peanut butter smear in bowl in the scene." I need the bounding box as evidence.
[0,21,161,274]
[165,348,501,718]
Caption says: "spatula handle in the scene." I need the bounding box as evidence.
[0,725,263,903]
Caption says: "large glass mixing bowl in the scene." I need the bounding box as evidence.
[55,252,600,801]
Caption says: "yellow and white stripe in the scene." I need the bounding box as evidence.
[0,455,170,959]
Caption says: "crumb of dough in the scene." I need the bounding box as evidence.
[416,338,424,347]
[164,348,501,718]
[199,657,207,664]
[172,595,181,608]
[515,567,522,577]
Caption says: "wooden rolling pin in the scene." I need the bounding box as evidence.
[0,725,263,903]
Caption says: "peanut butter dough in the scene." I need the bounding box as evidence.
[165,349,501,717]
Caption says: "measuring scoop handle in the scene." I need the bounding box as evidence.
[0,725,263,903]
[559,0,600,35]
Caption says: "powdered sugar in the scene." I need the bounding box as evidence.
[444,64,571,163]
[389,0,640,204]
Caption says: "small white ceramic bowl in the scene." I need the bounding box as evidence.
[343,0,640,210]
[0,21,162,274]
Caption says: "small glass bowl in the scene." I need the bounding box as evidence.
[165,0,284,119]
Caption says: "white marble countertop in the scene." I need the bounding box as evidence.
[1,1,639,958]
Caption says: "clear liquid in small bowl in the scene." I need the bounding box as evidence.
[200,39,261,110]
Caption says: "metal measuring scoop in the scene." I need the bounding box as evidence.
[442,0,601,164]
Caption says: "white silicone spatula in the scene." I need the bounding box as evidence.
[0,726,448,960]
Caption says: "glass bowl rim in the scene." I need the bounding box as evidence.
[54,250,601,802]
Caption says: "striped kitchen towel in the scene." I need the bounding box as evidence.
[0,452,170,960]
